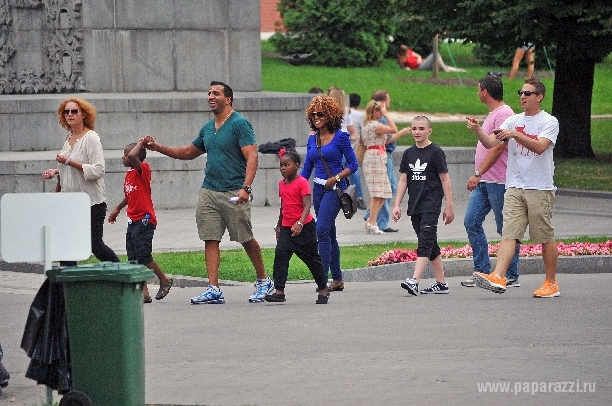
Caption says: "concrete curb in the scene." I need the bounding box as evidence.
[3,255,612,287]
[145,255,612,287]
[341,255,612,282]
[556,188,612,199]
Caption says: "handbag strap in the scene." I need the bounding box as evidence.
[316,135,344,199]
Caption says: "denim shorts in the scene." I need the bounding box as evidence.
[126,219,156,265]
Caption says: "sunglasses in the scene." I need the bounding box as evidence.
[64,109,80,116]
[517,90,539,97]
[310,112,325,118]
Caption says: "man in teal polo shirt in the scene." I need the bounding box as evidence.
[145,81,273,304]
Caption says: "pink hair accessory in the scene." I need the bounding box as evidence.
[279,148,286,157]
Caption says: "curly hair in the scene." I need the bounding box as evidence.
[279,147,301,166]
[57,97,97,131]
[126,142,147,162]
[305,95,343,134]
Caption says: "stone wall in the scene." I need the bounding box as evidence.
[0,0,261,94]
[0,146,475,209]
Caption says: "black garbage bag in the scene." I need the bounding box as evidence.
[20,278,72,394]
[0,343,10,394]
[258,138,297,154]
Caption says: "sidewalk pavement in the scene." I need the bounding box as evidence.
[108,189,612,255]
[2,273,611,406]
[0,191,611,405]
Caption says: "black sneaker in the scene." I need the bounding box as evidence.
[357,198,367,210]
[506,278,521,287]
[420,281,449,294]
[401,278,419,296]
[264,292,286,302]
[382,228,399,232]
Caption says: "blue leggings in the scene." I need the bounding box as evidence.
[312,184,342,281]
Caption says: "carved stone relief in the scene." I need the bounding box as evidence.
[0,0,86,94]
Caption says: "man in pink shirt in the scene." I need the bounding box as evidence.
[462,75,520,287]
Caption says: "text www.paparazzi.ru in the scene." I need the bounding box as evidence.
[477,381,596,395]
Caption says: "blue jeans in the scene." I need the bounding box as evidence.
[312,184,342,281]
[344,157,363,199]
[464,182,519,279]
[364,151,397,229]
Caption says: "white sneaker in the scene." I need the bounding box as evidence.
[461,277,476,287]
[249,276,274,303]
[400,278,419,296]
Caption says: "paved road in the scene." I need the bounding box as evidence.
[1,271,611,406]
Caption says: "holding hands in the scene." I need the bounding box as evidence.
[142,135,158,150]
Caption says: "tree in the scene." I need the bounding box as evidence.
[400,0,612,158]
[270,0,398,67]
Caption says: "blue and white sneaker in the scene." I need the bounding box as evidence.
[420,281,449,294]
[401,278,419,296]
[249,276,274,303]
[191,285,225,304]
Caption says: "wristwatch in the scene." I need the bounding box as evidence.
[242,185,252,194]
[474,170,482,177]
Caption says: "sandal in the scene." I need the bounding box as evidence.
[328,280,344,291]
[143,295,152,304]
[264,292,286,302]
[155,278,174,300]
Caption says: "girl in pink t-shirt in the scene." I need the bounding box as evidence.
[267,148,329,304]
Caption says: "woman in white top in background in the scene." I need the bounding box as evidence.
[328,86,357,140]
[42,97,120,265]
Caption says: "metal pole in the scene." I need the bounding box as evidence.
[432,34,439,79]
[44,226,54,406]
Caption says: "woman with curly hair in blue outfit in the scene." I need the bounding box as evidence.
[301,96,359,291]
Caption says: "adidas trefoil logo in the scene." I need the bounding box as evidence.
[409,159,427,181]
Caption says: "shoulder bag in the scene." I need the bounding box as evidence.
[316,140,358,219]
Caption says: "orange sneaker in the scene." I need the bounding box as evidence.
[472,272,506,294]
[533,279,560,298]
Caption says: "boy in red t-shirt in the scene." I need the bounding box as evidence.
[108,137,173,303]
[267,148,329,304]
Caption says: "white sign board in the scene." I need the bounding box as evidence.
[1,193,91,262]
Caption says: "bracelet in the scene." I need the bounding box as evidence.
[296,221,304,227]
[64,157,71,166]
[334,174,341,182]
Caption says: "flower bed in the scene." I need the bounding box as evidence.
[367,241,612,267]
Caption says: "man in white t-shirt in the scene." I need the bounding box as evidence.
[471,77,560,298]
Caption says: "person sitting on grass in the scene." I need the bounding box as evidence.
[398,44,466,73]
[108,137,173,303]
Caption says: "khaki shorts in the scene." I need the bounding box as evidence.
[502,187,555,244]
[195,188,254,243]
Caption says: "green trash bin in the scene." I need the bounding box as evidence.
[47,262,154,406]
